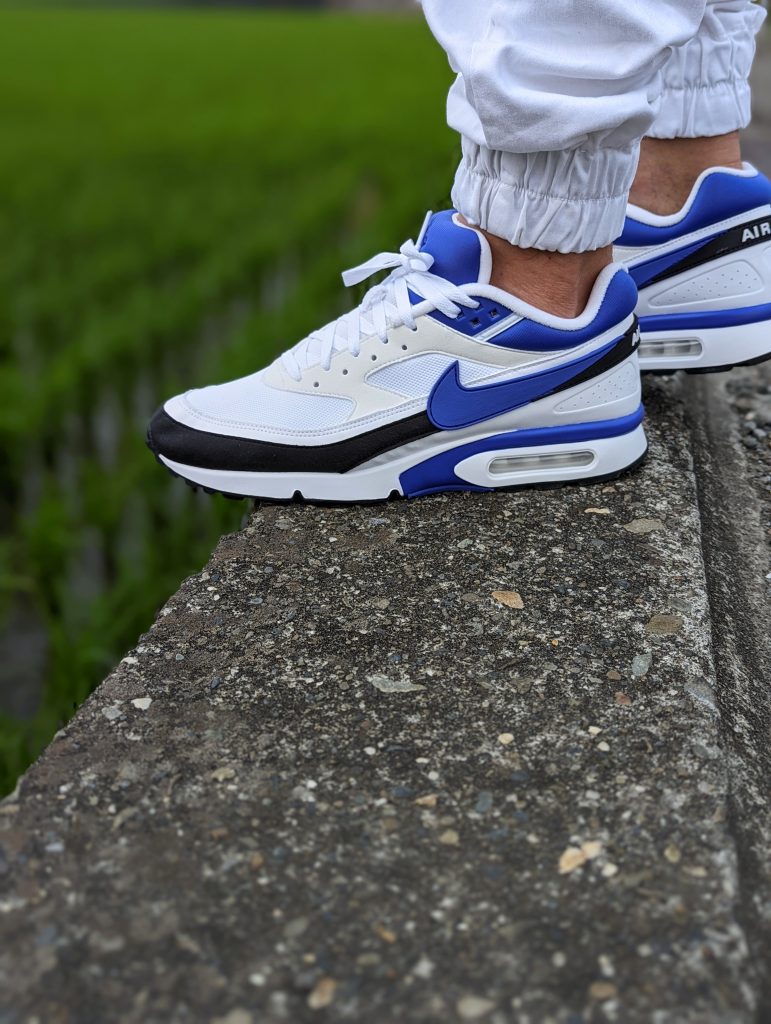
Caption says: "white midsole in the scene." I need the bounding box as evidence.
[639,317,771,371]
[159,423,647,501]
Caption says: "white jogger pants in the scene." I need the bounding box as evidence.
[420,0,767,252]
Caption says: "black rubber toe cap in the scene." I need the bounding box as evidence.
[147,407,308,473]
[147,406,435,475]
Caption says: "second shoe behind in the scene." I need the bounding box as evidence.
[618,163,771,373]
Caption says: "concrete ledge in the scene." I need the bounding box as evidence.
[1,375,769,1024]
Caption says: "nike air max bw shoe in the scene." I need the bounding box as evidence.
[148,212,646,502]
[617,164,771,373]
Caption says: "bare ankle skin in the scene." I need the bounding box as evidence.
[458,216,612,319]
[629,131,742,215]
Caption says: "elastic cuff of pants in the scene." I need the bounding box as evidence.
[452,140,636,253]
[647,79,752,139]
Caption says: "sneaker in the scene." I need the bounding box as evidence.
[147,212,646,502]
[617,164,771,373]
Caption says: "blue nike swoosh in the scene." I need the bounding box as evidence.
[427,336,622,431]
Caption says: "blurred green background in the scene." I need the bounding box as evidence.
[0,6,455,791]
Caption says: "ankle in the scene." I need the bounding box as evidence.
[629,132,742,215]
[470,223,612,318]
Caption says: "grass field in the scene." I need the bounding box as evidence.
[0,8,454,791]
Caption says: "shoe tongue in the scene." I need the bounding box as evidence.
[418,210,489,286]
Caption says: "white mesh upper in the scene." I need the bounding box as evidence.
[368,353,504,398]
[181,370,355,431]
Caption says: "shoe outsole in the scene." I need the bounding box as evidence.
[146,434,649,507]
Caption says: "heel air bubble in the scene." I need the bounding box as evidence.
[399,409,646,498]
[639,338,702,360]
[488,451,594,476]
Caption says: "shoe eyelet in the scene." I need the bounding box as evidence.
[342,369,349,376]
[371,354,377,361]
[470,317,481,328]
[489,307,499,319]
[401,344,408,351]
[313,381,320,388]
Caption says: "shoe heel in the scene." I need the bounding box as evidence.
[399,409,647,497]
[639,311,771,373]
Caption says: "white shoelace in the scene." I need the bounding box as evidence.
[279,217,480,382]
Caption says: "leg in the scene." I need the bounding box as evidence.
[629,0,766,213]
[421,0,709,315]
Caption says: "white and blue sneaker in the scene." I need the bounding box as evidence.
[148,212,646,502]
[617,163,771,373]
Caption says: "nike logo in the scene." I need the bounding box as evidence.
[743,220,771,243]
[427,327,638,431]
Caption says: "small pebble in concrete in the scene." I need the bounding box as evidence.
[457,995,496,1020]
[130,697,152,711]
[474,791,494,814]
[101,706,121,721]
[631,653,652,677]
[684,678,717,711]
[589,981,618,1001]
[415,794,438,808]
[559,847,586,874]
[375,924,397,944]
[413,955,434,979]
[211,1011,252,1024]
[368,674,425,694]
[491,590,524,609]
[211,767,236,782]
[584,507,611,514]
[438,829,460,846]
[623,518,664,534]
[684,865,707,878]
[645,613,683,635]
[559,841,602,874]
[307,977,337,1010]
[497,733,514,746]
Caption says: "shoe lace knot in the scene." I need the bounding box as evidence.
[279,215,479,381]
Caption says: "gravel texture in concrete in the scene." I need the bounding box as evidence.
[2,376,768,1024]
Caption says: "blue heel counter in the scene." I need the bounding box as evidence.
[619,170,771,247]
[602,267,638,322]
[484,269,637,353]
